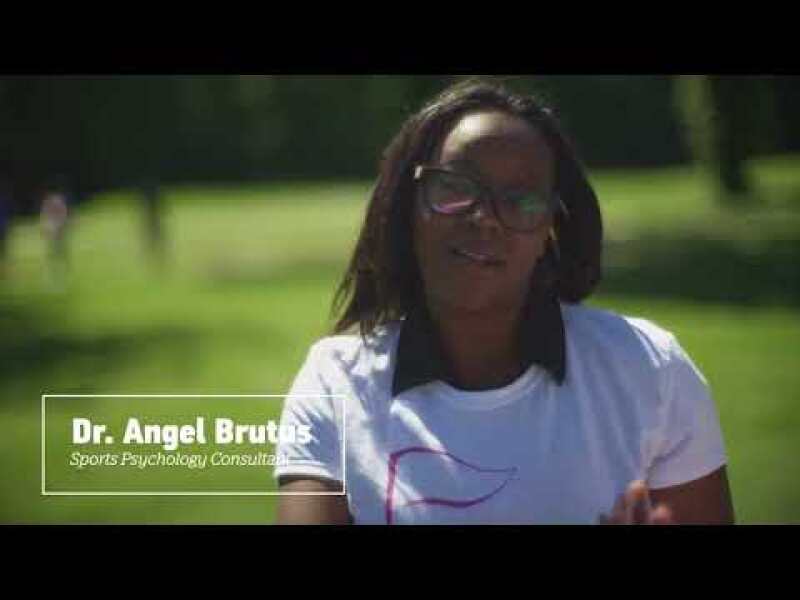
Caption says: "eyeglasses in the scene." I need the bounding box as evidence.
[413,165,569,233]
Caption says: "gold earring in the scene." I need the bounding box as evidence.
[549,227,561,263]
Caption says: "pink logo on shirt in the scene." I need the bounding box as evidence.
[385,446,518,525]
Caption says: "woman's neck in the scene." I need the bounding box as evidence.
[427,300,527,391]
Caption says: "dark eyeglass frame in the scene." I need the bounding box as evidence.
[413,164,570,234]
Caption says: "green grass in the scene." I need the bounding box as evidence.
[1,157,798,523]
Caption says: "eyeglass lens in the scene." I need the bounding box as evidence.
[423,169,555,232]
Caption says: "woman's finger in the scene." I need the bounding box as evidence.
[623,480,650,524]
[631,480,653,524]
[599,481,673,525]
[610,492,628,523]
[649,504,674,525]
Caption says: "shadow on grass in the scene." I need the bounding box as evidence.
[0,304,203,399]
[202,259,345,290]
[199,239,800,309]
[601,235,800,307]
[711,185,800,212]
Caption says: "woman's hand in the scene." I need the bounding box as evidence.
[597,480,674,525]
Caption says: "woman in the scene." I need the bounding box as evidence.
[273,79,735,525]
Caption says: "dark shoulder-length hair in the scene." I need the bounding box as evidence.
[332,78,603,337]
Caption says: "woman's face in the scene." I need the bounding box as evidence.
[413,110,556,315]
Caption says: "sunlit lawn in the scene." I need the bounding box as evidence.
[1,157,798,523]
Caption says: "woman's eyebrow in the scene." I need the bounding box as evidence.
[438,158,480,175]
[438,159,546,194]
[483,177,546,197]
[442,161,509,192]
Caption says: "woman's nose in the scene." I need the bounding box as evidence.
[467,198,502,230]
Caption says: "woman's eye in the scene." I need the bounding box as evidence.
[511,192,546,213]
[441,176,477,196]
[435,182,469,200]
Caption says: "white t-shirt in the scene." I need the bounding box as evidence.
[273,302,727,524]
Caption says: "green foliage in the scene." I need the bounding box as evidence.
[674,75,781,203]
[0,76,698,213]
[4,75,797,217]
[673,75,715,165]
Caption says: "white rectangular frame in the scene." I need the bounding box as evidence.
[41,394,346,497]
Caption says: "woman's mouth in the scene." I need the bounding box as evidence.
[450,246,504,267]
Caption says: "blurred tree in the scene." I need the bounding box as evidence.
[674,75,778,203]
[0,177,10,274]
[0,76,186,212]
[140,178,166,270]
[708,76,753,196]
[2,75,792,218]
[773,76,800,152]
[551,75,687,168]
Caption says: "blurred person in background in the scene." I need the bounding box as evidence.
[273,80,735,525]
[40,185,70,285]
[140,178,166,269]
[0,177,10,276]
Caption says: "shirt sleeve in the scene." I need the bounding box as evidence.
[272,341,344,485]
[647,334,728,489]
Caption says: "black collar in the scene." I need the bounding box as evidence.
[391,290,567,397]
